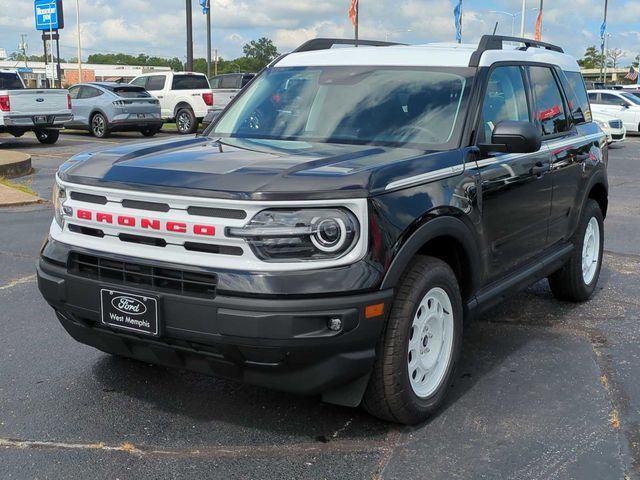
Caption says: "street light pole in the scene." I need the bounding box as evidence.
[76,0,82,82]
[520,0,526,37]
[206,0,211,78]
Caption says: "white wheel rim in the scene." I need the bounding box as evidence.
[407,287,455,398]
[582,217,601,285]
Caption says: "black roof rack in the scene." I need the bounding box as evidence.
[469,34,564,67]
[292,38,404,53]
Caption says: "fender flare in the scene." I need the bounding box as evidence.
[380,215,482,295]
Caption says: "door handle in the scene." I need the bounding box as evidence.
[530,162,548,176]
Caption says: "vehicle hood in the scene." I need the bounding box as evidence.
[58,136,464,200]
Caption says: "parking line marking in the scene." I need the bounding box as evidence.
[0,274,36,291]
[0,436,400,459]
[58,136,120,144]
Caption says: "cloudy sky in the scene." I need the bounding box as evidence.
[1,0,639,66]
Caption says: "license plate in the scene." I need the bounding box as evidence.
[100,289,159,336]
[34,116,47,124]
[137,113,146,118]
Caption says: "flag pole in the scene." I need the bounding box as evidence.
[355,0,359,47]
[600,0,608,83]
[206,0,212,78]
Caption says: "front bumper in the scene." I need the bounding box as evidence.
[37,250,393,400]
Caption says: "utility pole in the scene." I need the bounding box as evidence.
[76,0,82,82]
[520,0,526,37]
[599,0,608,83]
[186,0,193,71]
[214,48,218,76]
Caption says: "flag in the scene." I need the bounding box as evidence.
[454,0,462,43]
[534,0,544,41]
[348,0,358,26]
[624,66,639,82]
[600,21,606,39]
[199,0,209,15]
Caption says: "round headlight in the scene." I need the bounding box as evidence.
[312,217,347,252]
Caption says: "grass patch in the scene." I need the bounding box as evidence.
[162,123,177,131]
[0,176,37,196]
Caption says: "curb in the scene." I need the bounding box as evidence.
[0,151,32,179]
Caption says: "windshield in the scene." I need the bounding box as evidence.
[621,92,640,105]
[211,66,472,149]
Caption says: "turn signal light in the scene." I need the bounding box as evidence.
[365,303,385,319]
[0,95,10,112]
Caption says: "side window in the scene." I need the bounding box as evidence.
[220,75,239,89]
[588,92,599,103]
[562,71,590,124]
[210,76,221,88]
[480,66,529,142]
[528,66,570,136]
[146,75,166,91]
[68,86,81,99]
[78,86,103,99]
[600,93,623,106]
[130,77,147,88]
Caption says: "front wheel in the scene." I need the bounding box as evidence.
[362,256,463,425]
[175,108,197,134]
[548,199,604,302]
[34,129,60,144]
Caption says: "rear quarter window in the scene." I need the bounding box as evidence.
[172,75,210,90]
[0,72,23,89]
[561,71,591,124]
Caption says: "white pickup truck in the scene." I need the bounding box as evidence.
[0,70,72,144]
[129,72,213,134]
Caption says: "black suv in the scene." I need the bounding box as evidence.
[38,36,607,425]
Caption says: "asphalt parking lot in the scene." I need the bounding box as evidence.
[1,131,639,479]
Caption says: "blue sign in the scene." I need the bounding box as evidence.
[35,0,64,31]
[16,67,33,74]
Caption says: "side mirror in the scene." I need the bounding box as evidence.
[480,121,542,155]
[621,102,630,109]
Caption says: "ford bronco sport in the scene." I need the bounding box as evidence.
[38,36,608,425]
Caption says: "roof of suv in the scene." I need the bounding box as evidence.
[278,39,580,72]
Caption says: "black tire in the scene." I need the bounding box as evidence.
[175,108,197,134]
[90,113,110,138]
[548,199,604,302]
[140,127,160,137]
[34,129,60,144]
[362,256,463,425]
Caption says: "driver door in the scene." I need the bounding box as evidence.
[474,65,553,281]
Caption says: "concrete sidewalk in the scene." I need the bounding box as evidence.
[0,182,42,206]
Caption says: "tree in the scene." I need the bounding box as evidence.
[606,48,624,69]
[577,46,604,69]
[86,52,183,71]
[242,37,279,71]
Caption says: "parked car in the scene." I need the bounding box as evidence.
[66,82,163,138]
[591,111,626,144]
[39,35,607,425]
[129,72,213,134]
[209,72,256,111]
[588,89,640,133]
[0,69,72,144]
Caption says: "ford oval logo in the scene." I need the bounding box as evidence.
[36,98,45,102]
[111,296,147,316]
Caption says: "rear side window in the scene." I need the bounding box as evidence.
[220,75,239,89]
[0,72,23,89]
[68,86,81,99]
[78,86,103,99]
[588,92,598,103]
[146,75,166,91]
[241,74,255,88]
[210,76,221,88]
[562,71,591,124]
[172,75,210,90]
[480,66,530,142]
[528,66,570,136]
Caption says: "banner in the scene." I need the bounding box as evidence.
[454,0,462,43]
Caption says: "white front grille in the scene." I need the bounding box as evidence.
[52,177,368,272]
